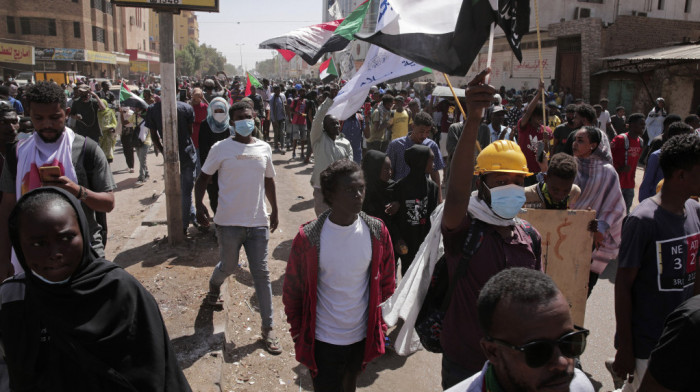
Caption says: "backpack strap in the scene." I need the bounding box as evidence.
[623,133,629,166]
[439,218,486,312]
[519,220,541,261]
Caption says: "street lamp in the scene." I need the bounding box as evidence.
[235,43,244,74]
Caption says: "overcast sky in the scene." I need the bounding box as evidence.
[196,0,321,71]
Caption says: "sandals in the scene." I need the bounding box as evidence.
[261,328,283,355]
[203,292,224,308]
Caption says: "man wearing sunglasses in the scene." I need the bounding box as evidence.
[446,268,594,391]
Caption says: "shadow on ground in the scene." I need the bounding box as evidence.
[171,304,225,370]
[113,231,218,269]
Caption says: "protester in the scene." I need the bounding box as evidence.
[390,144,439,276]
[570,126,625,295]
[516,81,552,183]
[146,98,198,235]
[445,268,594,391]
[341,109,366,164]
[309,96,352,216]
[440,69,542,389]
[194,101,282,355]
[391,96,411,140]
[97,97,118,164]
[70,84,105,143]
[638,122,696,202]
[361,150,397,243]
[0,82,116,280]
[639,294,700,391]
[612,133,700,392]
[190,88,209,160]
[643,97,667,163]
[196,97,231,214]
[119,106,139,174]
[524,152,581,209]
[269,85,287,153]
[610,113,645,214]
[283,159,395,391]
[289,88,308,159]
[386,111,444,200]
[0,187,191,391]
[368,94,394,152]
[611,106,627,134]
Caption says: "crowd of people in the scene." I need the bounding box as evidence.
[0,65,698,392]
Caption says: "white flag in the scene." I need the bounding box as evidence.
[328,1,343,20]
[328,45,424,121]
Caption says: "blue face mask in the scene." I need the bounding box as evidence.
[232,119,255,137]
[487,183,526,219]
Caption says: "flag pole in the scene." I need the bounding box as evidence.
[534,0,547,126]
[443,72,481,152]
[485,24,495,84]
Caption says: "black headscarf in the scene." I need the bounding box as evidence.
[362,150,394,219]
[1,187,191,391]
[403,144,431,188]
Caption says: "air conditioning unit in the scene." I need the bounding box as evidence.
[574,7,592,19]
[631,10,648,17]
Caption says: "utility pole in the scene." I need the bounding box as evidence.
[235,43,244,73]
[159,11,185,244]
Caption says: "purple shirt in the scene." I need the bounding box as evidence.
[441,216,541,372]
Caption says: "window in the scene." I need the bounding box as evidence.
[90,0,104,12]
[685,0,692,13]
[578,0,603,3]
[19,17,56,36]
[72,0,79,2]
[6,16,15,34]
[658,0,665,10]
[92,26,105,43]
[74,22,81,38]
[105,1,112,15]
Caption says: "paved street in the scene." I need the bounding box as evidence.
[105,140,645,391]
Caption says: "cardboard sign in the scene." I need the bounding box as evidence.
[518,209,596,326]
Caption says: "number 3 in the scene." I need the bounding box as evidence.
[674,258,683,270]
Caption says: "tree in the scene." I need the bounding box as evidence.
[255,58,276,78]
[175,41,227,77]
[223,63,243,77]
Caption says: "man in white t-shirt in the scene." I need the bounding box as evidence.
[446,268,594,392]
[194,101,282,355]
[283,160,395,391]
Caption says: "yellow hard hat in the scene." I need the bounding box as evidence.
[474,140,533,176]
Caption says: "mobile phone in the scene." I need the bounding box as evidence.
[536,141,545,162]
[39,166,61,182]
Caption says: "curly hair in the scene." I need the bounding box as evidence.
[320,159,362,206]
[228,101,252,118]
[477,268,560,335]
[547,153,578,180]
[659,133,700,179]
[413,111,433,127]
[574,104,596,124]
[25,81,67,109]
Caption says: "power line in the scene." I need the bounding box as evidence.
[197,20,317,24]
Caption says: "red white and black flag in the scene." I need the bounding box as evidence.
[355,0,529,76]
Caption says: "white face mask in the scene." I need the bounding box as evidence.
[213,113,227,123]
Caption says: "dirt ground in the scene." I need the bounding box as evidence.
[105,143,441,392]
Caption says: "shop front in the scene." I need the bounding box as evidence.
[0,42,35,81]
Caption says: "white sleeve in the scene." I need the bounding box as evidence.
[201,143,222,175]
[264,146,276,178]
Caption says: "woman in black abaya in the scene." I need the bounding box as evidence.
[0,187,191,391]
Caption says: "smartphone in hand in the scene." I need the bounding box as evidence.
[39,166,61,182]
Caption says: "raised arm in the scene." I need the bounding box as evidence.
[442,69,496,230]
[520,80,545,126]
[310,97,333,147]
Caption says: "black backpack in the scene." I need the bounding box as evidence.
[414,218,540,353]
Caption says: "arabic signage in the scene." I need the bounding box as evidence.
[130,61,149,72]
[125,49,160,62]
[0,43,34,65]
[110,0,218,12]
[86,50,116,65]
[35,47,85,62]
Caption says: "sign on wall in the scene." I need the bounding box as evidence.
[0,43,34,65]
[110,0,219,12]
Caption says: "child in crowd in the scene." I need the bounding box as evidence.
[524,152,581,209]
[390,145,439,276]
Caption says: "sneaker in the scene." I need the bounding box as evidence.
[203,292,224,308]
[292,152,297,159]
[134,180,145,188]
[129,168,134,173]
[280,149,286,155]
[605,358,625,390]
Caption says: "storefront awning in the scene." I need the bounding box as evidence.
[125,49,160,62]
[601,43,700,70]
[0,43,34,65]
[113,52,131,65]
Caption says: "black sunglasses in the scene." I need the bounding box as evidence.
[485,326,589,368]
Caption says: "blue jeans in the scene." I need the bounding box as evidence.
[272,119,286,149]
[180,162,196,232]
[622,188,635,215]
[209,226,273,328]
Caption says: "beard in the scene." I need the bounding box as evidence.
[501,359,574,392]
[36,127,63,143]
